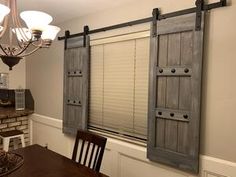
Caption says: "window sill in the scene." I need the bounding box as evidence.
[89,128,147,148]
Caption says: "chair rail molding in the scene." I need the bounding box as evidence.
[29,113,236,177]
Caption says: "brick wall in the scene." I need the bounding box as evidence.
[0,116,29,150]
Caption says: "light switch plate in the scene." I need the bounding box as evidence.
[0,73,9,89]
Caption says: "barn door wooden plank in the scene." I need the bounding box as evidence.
[63,36,90,135]
[155,35,168,148]
[147,13,204,173]
[165,33,180,151]
[178,32,193,154]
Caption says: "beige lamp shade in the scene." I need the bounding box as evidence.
[20,11,53,31]
[12,28,32,42]
[42,25,61,40]
[0,4,10,23]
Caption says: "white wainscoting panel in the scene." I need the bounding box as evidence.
[29,114,236,177]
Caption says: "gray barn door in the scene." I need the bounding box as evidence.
[63,36,90,135]
[147,13,204,173]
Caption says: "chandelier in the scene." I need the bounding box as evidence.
[0,0,61,70]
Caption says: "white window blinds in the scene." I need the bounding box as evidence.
[89,32,149,140]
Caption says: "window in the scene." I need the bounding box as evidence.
[89,31,150,140]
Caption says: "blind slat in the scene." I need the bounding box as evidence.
[134,38,149,137]
[89,34,149,140]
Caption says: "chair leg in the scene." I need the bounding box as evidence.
[20,135,25,148]
[13,138,19,149]
[3,138,10,152]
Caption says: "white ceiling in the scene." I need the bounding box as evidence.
[14,0,137,24]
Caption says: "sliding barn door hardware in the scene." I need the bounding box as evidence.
[83,25,89,47]
[152,8,159,37]
[195,0,204,31]
[58,0,227,40]
[64,30,70,50]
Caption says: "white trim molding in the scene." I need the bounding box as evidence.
[30,114,62,129]
[29,113,236,177]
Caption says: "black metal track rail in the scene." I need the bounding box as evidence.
[58,0,226,41]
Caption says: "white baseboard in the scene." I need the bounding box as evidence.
[29,113,236,177]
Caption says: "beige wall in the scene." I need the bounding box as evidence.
[0,59,26,89]
[26,0,236,163]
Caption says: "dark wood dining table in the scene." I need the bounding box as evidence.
[8,144,108,177]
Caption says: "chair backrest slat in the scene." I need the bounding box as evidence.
[95,146,105,171]
[93,146,100,170]
[88,143,96,168]
[72,133,79,161]
[72,130,107,172]
[83,142,90,165]
[78,140,85,164]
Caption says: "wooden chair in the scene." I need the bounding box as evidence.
[72,130,107,172]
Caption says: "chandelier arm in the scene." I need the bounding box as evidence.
[9,28,13,55]
[12,0,38,51]
[14,40,33,56]
[11,18,24,49]
[0,44,9,56]
[14,18,29,43]
[8,1,15,55]
[5,0,25,50]
[12,0,30,43]
[31,39,45,47]
[10,2,22,47]
[15,37,24,49]
[16,23,30,43]
[18,45,42,58]
[20,39,44,57]
[13,19,34,50]
[17,26,30,43]
[15,38,43,57]
[31,42,42,47]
